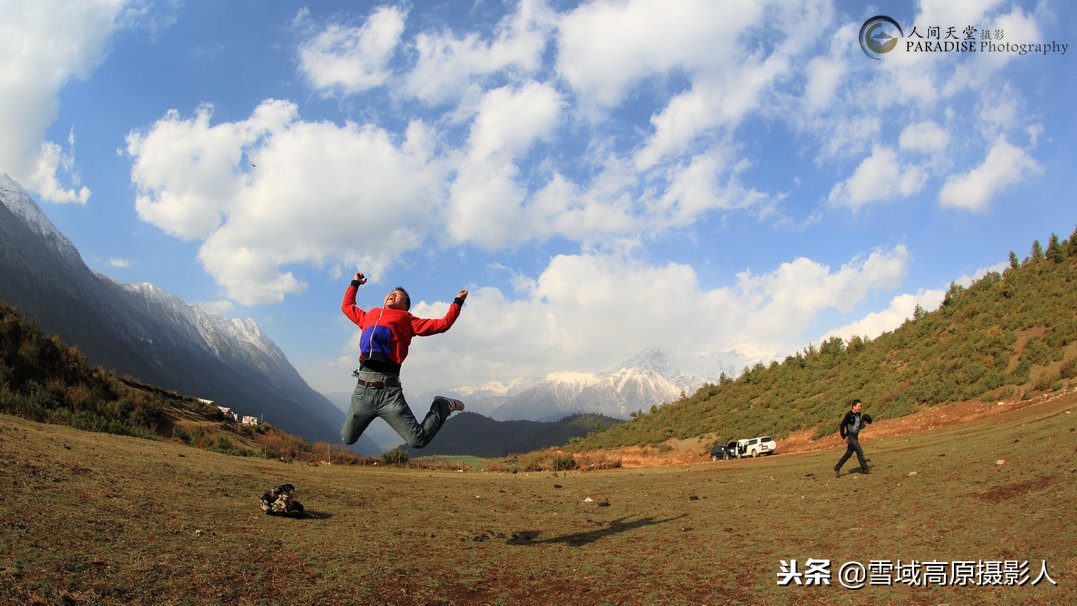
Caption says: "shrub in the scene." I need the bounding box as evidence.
[382,447,410,465]
[1059,357,1077,380]
[575,453,622,470]
[552,454,577,471]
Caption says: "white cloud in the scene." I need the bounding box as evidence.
[30,134,90,204]
[196,300,237,316]
[821,289,945,343]
[404,0,552,105]
[634,50,790,169]
[297,5,406,95]
[0,0,127,203]
[917,0,1007,29]
[446,81,563,248]
[126,100,447,305]
[815,116,882,164]
[899,121,950,155]
[938,137,1041,211]
[395,245,911,392]
[555,0,765,110]
[803,53,847,112]
[828,146,926,208]
[650,146,773,227]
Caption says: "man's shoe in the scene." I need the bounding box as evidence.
[861,468,871,474]
[833,467,840,478]
[439,397,465,412]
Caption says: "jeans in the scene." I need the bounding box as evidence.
[835,434,868,472]
[340,372,452,449]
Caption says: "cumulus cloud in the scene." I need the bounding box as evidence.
[899,121,950,155]
[446,81,563,248]
[650,147,773,227]
[938,137,1041,211]
[0,0,127,203]
[404,0,552,105]
[297,5,406,95]
[828,146,927,208]
[30,133,90,204]
[555,0,765,110]
[125,100,447,305]
[391,245,912,392]
[821,289,945,343]
[556,0,813,170]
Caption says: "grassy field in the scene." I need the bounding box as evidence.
[1,390,1074,605]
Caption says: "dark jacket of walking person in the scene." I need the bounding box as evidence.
[834,398,871,476]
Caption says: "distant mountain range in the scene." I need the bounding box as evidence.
[402,412,625,458]
[0,173,380,455]
[458,349,704,421]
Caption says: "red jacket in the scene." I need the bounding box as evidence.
[341,282,463,375]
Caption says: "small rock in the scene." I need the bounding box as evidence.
[996,459,1005,466]
[908,471,918,477]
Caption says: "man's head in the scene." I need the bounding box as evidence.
[851,398,863,413]
[384,287,411,311]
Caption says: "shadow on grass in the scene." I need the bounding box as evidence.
[264,511,335,520]
[507,514,686,547]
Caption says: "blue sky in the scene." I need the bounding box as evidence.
[3,0,1074,402]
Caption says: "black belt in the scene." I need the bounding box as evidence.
[356,376,401,389]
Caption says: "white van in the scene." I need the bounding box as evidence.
[738,436,777,457]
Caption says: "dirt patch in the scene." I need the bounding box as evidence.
[976,474,1060,503]
[1008,326,1048,372]
[590,388,1077,468]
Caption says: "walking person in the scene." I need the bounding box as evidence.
[340,272,469,449]
[833,398,872,476]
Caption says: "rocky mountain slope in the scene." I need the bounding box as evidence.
[0,173,377,453]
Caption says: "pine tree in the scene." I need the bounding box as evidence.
[1030,240,1044,261]
[1046,234,1064,263]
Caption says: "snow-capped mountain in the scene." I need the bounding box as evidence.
[0,174,378,453]
[0,174,83,266]
[113,279,287,373]
[490,350,705,421]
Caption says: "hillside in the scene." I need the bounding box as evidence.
[0,300,370,464]
[0,174,364,450]
[570,227,1077,452]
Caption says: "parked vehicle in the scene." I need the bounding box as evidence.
[739,436,777,457]
[710,442,735,461]
[726,440,742,458]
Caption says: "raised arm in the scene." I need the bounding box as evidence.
[411,289,468,336]
[341,272,369,325]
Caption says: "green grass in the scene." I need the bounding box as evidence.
[2,390,1074,605]
[417,454,487,469]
